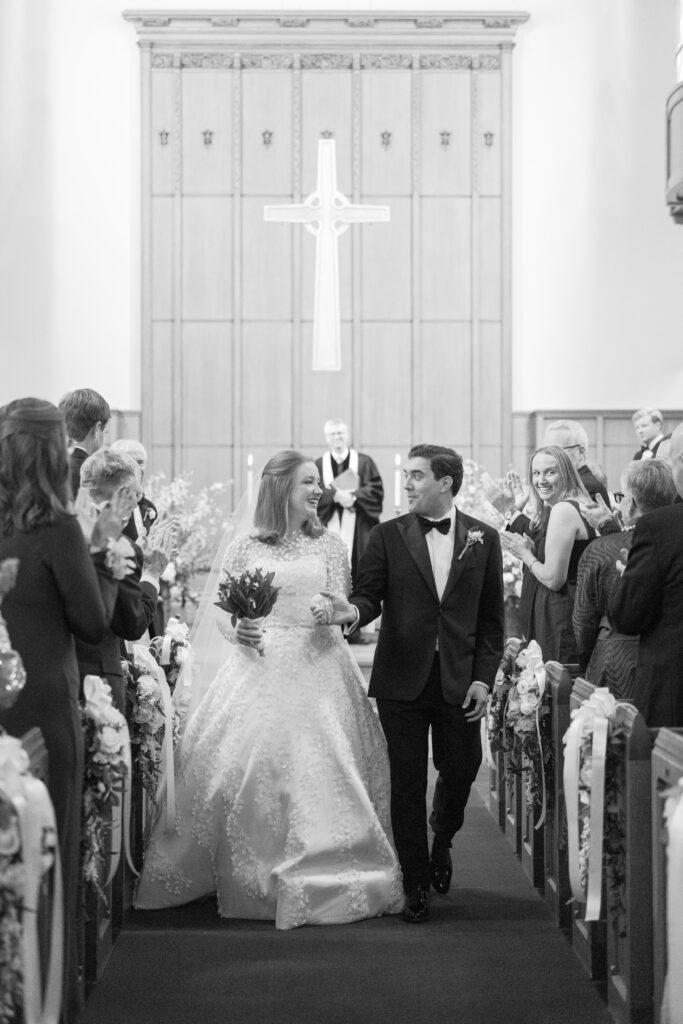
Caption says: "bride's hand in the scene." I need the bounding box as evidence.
[317,591,356,626]
[310,593,334,624]
[235,617,264,649]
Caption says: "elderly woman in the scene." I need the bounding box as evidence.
[572,459,677,698]
[499,445,596,663]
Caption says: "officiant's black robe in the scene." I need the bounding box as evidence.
[315,450,383,582]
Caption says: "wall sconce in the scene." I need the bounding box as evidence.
[380,130,392,149]
[203,130,214,147]
[320,129,334,139]
[484,132,494,147]
[262,130,274,148]
[159,130,169,146]
[440,131,451,149]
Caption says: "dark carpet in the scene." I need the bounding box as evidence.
[82,772,612,1024]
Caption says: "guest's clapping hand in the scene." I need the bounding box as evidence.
[463,681,489,722]
[140,516,177,579]
[76,483,138,551]
[582,493,616,533]
[480,472,516,516]
[505,470,528,511]
[498,530,534,562]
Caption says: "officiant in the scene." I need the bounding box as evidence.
[315,418,383,643]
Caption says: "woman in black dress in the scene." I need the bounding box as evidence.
[499,445,596,664]
[0,398,120,1024]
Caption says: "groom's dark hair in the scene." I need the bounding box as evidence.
[408,444,464,496]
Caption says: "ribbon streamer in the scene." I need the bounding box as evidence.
[1,736,64,1024]
[133,645,176,831]
[482,696,496,771]
[105,716,138,886]
[533,702,547,831]
[661,780,683,1024]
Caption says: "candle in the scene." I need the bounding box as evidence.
[247,453,254,502]
[394,453,402,510]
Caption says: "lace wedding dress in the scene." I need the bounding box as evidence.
[134,530,404,928]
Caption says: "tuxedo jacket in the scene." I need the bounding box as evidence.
[75,544,158,711]
[609,501,683,727]
[68,447,88,500]
[350,510,504,705]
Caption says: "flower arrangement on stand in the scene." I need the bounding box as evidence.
[81,676,130,907]
[502,641,552,825]
[145,474,232,624]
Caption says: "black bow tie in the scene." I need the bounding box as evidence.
[418,516,451,535]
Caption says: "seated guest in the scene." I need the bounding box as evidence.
[573,459,677,698]
[79,447,174,709]
[610,425,683,726]
[58,387,111,499]
[499,446,597,663]
[0,397,124,1024]
[631,407,671,461]
[110,437,158,540]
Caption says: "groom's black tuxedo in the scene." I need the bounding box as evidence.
[352,509,504,702]
[350,508,504,892]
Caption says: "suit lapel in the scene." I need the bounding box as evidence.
[398,515,439,601]
[440,513,471,605]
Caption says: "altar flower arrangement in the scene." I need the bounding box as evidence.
[146,473,232,620]
[504,641,552,820]
[81,676,130,906]
[216,568,280,657]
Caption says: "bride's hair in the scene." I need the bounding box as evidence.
[253,450,324,544]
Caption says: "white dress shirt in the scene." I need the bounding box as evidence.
[423,505,456,601]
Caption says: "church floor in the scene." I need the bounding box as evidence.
[81,768,612,1024]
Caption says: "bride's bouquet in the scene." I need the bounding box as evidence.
[215,568,280,657]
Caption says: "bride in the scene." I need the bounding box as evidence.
[135,450,404,928]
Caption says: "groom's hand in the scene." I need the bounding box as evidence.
[318,591,357,626]
[463,681,489,722]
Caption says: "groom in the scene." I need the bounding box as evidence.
[329,444,504,922]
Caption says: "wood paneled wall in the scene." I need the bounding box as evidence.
[125,11,529,504]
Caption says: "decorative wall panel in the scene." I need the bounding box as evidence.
[125,10,529,496]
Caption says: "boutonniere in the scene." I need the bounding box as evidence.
[458,528,484,561]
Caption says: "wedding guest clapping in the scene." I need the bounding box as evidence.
[0,397,124,1024]
[573,459,677,698]
[110,437,158,541]
[58,387,111,499]
[610,425,683,726]
[499,445,597,663]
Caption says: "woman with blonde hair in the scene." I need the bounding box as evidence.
[499,444,597,663]
[136,450,403,928]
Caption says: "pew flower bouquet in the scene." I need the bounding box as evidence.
[504,641,552,817]
[0,796,23,1024]
[124,658,166,804]
[149,617,191,693]
[487,637,523,755]
[81,676,130,907]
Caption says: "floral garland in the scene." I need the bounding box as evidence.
[0,794,23,1024]
[498,641,552,824]
[123,658,167,805]
[81,676,130,907]
[487,637,522,757]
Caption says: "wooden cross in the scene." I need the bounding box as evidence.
[264,139,390,371]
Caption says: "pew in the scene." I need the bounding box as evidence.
[605,702,653,1024]
[84,814,125,991]
[569,677,608,992]
[650,727,683,1024]
[543,662,573,930]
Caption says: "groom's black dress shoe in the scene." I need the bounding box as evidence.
[430,841,453,895]
[402,885,431,923]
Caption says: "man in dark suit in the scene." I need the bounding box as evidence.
[631,407,671,462]
[324,444,504,923]
[111,438,158,542]
[58,388,111,499]
[609,423,683,727]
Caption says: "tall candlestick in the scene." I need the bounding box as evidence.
[247,453,254,503]
[394,453,402,512]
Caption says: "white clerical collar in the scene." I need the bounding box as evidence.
[332,448,350,464]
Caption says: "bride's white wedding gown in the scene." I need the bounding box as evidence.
[135,530,404,928]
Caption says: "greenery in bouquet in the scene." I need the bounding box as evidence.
[0,798,23,1024]
[456,458,523,601]
[487,637,523,756]
[503,641,552,816]
[80,677,129,908]
[145,473,232,617]
[123,657,167,805]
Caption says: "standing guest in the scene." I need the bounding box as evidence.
[58,387,111,499]
[610,425,683,726]
[631,407,671,461]
[0,398,124,1024]
[315,418,383,644]
[78,447,174,709]
[543,420,610,505]
[110,438,158,541]
[325,444,504,923]
[499,446,596,664]
[573,459,677,698]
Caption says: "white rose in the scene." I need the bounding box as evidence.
[98,725,123,757]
